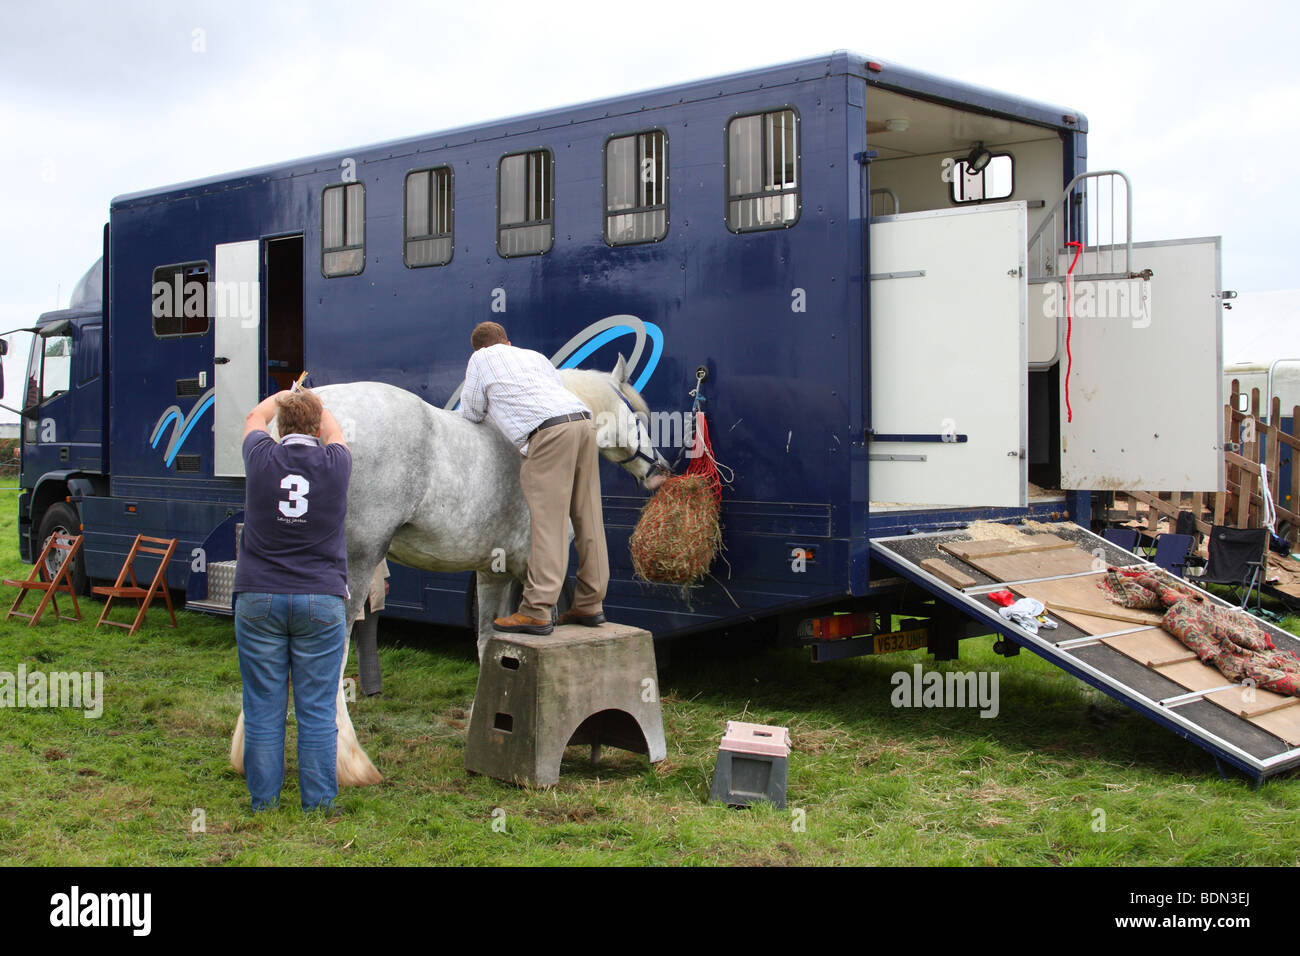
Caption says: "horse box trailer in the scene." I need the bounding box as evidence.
[14,51,1278,776]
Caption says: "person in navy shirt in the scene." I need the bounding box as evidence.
[233,387,351,812]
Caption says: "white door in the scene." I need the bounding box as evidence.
[213,240,260,477]
[1054,236,1223,491]
[869,202,1028,508]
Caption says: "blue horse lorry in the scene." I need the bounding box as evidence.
[14,52,1278,776]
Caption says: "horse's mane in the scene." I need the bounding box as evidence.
[559,367,649,417]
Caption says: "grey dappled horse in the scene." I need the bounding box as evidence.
[231,356,671,786]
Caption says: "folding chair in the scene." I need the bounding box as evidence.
[1150,533,1194,578]
[3,533,84,625]
[1174,511,1207,576]
[1102,528,1139,554]
[92,535,178,635]
[1195,526,1268,612]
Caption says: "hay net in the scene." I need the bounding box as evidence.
[629,409,727,586]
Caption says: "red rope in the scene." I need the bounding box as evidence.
[1065,240,1083,424]
[684,410,722,503]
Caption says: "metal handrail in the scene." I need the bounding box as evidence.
[869,187,900,217]
[1027,170,1133,282]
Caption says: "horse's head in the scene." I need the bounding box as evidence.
[559,356,673,491]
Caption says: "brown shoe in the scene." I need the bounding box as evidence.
[558,609,606,627]
[493,611,553,635]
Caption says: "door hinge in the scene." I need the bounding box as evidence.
[1007,266,1023,278]
[855,150,879,165]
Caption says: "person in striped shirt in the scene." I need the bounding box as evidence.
[460,321,607,635]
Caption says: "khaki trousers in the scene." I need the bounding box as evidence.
[518,418,609,621]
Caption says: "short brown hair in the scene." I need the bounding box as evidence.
[471,321,508,351]
[276,388,323,437]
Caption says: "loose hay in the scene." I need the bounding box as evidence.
[629,474,722,585]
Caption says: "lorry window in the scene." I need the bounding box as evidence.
[605,130,668,245]
[322,182,366,276]
[40,334,72,402]
[152,261,211,337]
[726,108,799,232]
[497,149,553,257]
[404,166,453,267]
[77,326,102,384]
[951,153,1014,203]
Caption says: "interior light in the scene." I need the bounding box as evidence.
[965,142,993,173]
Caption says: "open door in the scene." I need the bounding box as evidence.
[869,202,1028,508]
[212,240,260,477]
[1056,236,1223,491]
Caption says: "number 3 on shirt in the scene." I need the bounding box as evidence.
[279,474,310,517]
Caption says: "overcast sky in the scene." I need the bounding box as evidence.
[0,0,1295,413]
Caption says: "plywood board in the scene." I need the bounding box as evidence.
[940,534,1073,561]
[1154,659,1233,693]
[1048,608,1148,634]
[963,547,1099,583]
[1248,705,1300,746]
[920,558,977,589]
[1102,629,1196,667]
[1206,688,1300,719]
[1014,577,1165,634]
[1047,603,1164,627]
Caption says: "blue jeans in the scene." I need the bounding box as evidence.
[235,592,347,811]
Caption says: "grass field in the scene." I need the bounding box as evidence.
[0,487,1297,866]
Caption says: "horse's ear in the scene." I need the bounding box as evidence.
[613,353,630,383]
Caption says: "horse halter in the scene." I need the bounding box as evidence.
[606,383,663,470]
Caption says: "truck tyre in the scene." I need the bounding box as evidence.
[37,502,89,596]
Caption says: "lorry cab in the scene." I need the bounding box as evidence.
[8,257,107,583]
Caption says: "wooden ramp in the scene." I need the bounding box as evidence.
[872,521,1300,782]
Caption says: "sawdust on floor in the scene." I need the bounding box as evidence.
[963,518,1067,544]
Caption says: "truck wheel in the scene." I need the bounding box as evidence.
[37,502,89,596]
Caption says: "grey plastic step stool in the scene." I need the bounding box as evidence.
[465,622,667,788]
[709,721,792,809]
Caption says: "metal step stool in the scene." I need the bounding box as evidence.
[186,559,237,613]
[185,522,241,614]
[465,622,667,788]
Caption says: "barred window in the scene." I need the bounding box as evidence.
[727,109,799,232]
[322,182,365,276]
[498,149,553,257]
[605,130,667,245]
[151,261,211,337]
[404,166,454,267]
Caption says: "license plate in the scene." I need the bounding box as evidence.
[872,627,928,655]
